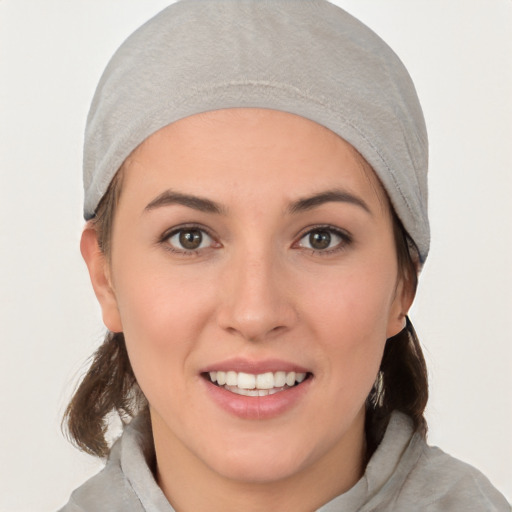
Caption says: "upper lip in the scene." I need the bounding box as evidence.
[200,357,311,375]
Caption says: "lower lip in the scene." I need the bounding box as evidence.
[203,376,312,420]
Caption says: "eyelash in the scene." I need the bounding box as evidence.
[294,225,353,255]
[159,224,219,256]
[159,224,352,256]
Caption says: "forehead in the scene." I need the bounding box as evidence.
[123,108,390,213]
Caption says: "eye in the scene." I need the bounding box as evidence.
[165,227,215,252]
[296,227,350,253]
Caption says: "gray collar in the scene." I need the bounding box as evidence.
[116,412,418,512]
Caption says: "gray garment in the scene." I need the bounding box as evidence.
[58,412,510,511]
[83,0,430,262]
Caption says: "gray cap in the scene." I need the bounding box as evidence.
[84,0,429,262]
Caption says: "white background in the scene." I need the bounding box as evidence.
[0,1,511,510]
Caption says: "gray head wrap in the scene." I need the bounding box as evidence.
[84,0,429,262]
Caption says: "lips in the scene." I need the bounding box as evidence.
[201,360,313,419]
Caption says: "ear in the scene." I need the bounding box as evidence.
[80,224,123,333]
[386,275,416,339]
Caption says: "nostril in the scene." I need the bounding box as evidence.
[216,269,298,342]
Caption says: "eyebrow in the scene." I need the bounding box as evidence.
[143,188,371,216]
[144,190,225,214]
[288,189,372,215]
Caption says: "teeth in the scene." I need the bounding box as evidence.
[208,370,307,391]
[256,372,274,389]
[238,372,256,389]
[226,371,237,386]
[225,386,260,397]
[274,371,286,387]
[285,371,296,387]
[224,386,294,397]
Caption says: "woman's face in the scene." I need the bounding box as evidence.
[86,108,410,490]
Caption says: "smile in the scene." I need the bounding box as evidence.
[202,365,313,419]
[207,370,308,396]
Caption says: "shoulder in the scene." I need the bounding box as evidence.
[395,440,511,512]
[57,415,165,512]
[57,443,144,512]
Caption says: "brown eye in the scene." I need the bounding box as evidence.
[309,230,332,250]
[166,228,214,252]
[297,227,349,253]
[179,229,203,249]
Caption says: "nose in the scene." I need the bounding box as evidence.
[216,248,297,342]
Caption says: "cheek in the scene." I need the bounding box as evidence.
[111,256,217,401]
[304,260,396,334]
[300,261,397,391]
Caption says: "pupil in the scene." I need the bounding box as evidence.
[310,230,331,250]
[179,230,202,249]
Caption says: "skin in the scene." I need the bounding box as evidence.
[81,108,413,512]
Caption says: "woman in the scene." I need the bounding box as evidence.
[58,1,510,510]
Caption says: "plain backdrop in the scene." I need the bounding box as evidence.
[0,1,511,510]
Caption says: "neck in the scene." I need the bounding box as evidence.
[151,408,367,512]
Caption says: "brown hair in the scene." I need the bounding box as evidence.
[63,170,149,458]
[364,217,428,457]
[63,171,428,459]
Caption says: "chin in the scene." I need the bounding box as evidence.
[205,444,312,484]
